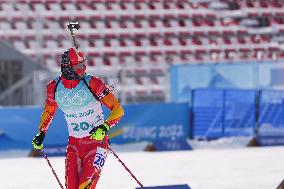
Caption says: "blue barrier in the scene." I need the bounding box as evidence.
[224,90,255,136]
[193,90,223,139]
[0,133,30,150]
[0,106,68,147]
[170,62,284,144]
[152,139,192,151]
[42,145,67,156]
[111,103,190,144]
[256,136,284,146]
[136,184,190,189]
[0,102,191,151]
[192,89,256,139]
[257,90,284,145]
[259,90,284,128]
[2,88,284,149]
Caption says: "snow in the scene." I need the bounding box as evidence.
[188,136,254,149]
[0,143,284,189]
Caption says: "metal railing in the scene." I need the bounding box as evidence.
[0,71,51,106]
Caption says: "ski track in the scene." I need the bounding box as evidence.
[0,146,283,189]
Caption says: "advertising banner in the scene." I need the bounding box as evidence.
[0,106,68,148]
[110,103,190,144]
[0,103,191,151]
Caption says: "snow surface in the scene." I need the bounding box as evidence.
[0,139,284,189]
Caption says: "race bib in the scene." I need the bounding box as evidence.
[65,101,105,138]
[93,147,108,171]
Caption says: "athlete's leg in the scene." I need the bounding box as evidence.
[78,146,108,189]
[65,145,81,189]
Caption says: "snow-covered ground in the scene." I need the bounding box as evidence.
[0,144,284,189]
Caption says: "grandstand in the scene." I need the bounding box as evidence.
[0,40,45,105]
[0,0,284,104]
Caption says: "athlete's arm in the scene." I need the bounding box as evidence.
[38,80,58,134]
[89,77,124,128]
[101,93,124,127]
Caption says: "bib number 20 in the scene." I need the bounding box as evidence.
[93,147,107,171]
[71,122,91,131]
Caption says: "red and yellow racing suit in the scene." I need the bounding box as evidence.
[37,74,124,189]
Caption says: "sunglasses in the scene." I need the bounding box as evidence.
[74,59,86,69]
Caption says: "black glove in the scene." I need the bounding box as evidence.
[32,131,45,150]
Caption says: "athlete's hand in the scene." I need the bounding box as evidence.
[32,131,45,150]
[89,123,110,141]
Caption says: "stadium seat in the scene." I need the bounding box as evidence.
[0,0,283,102]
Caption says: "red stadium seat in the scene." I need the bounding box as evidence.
[0,0,283,102]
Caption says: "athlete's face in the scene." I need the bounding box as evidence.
[68,48,86,77]
[73,54,86,77]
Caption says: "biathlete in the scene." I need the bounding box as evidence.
[32,47,124,189]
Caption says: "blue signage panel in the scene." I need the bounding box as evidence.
[192,89,256,139]
[110,103,190,144]
[258,90,284,145]
[224,90,256,136]
[0,106,68,147]
[0,102,190,150]
[0,133,30,150]
[152,140,192,151]
[192,89,224,139]
[259,90,284,128]
[256,136,284,146]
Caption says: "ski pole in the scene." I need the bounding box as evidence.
[107,146,144,188]
[276,179,284,189]
[67,22,80,49]
[41,149,65,189]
